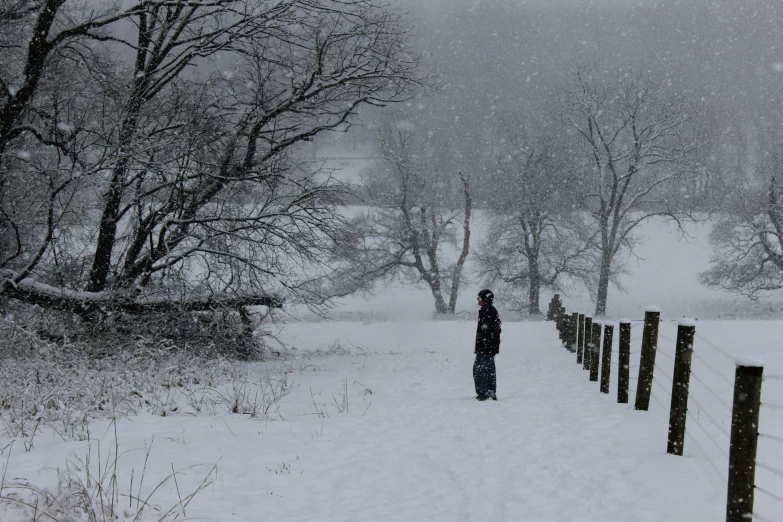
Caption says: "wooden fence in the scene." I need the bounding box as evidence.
[547,295,783,522]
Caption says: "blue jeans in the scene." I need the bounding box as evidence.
[473,354,496,398]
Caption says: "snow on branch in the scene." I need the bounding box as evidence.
[0,270,283,315]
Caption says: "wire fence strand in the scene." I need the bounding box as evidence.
[756,461,783,479]
[657,349,676,364]
[692,349,734,385]
[693,331,736,364]
[686,408,731,460]
[684,428,728,483]
[654,362,675,383]
[652,375,673,399]
[759,432,783,444]
[688,369,734,414]
[760,402,783,411]
[686,394,732,441]
[752,511,779,522]
[764,374,783,381]
[657,331,677,345]
[650,389,673,415]
[755,484,783,504]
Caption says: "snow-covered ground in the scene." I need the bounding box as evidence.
[2,319,782,521]
[2,215,782,521]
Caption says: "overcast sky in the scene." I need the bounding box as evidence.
[397,0,782,124]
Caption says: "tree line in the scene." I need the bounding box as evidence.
[0,0,780,354]
[347,65,783,318]
[0,0,427,354]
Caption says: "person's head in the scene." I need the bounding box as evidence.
[477,289,494,307]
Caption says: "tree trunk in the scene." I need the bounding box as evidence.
[85,67,147,292]
[525,218,543,316]
[429,280,449,314]
[595,249,612,316]
[447,172,471,313]
[527,252,542,315]
[528,275,541,315]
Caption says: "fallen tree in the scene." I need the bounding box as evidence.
[1,269,282,316]
[0,0,427,341]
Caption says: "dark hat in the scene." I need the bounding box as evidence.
[478,289,494,304]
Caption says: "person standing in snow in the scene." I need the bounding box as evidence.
[474,289,501,401]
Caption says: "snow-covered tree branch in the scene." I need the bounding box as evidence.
[556,65,701,316]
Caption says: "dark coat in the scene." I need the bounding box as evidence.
[475,304,502,355]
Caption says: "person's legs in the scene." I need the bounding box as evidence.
[487,355,497,399]
[474,354,491,398]
[473,355,482,396]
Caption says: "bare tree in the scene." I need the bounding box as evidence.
[475,123,594,315]
[344,116,471,314]
[700,122,783,297]
[556,65,700,316]
[0,1,427,331]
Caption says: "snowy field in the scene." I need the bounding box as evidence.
[2,320,781,521]
[2,218,782,521]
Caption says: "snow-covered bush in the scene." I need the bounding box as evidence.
[0,319,292,444]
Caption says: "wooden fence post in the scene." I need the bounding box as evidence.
[577,313,585,364]
[618,320,631,404]
[590,322,601,382]
[726,360,764,522]
[600,324,614,393]
[583,316,593,370]
[559,306,566,343]
[667,320,696,456]
[570,312,579,352]
[634,307,660,411]
[548,294,562,321]
[556,308,564,342]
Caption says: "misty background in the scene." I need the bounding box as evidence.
[2,0,783,354]
[350,0,783,158]
[318,0,783,315]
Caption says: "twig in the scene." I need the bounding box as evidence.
[222,420,237,438]
[171,463,185,519]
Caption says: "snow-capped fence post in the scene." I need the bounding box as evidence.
[577,313,586,364]
[570,312,579,352]
[725,360,764,522]
[583,316,593,370]
[634,307,660,411]
[590,321,601,382]
[666,320,696,456]
[618,320,631,403]
[600,324,613,393]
